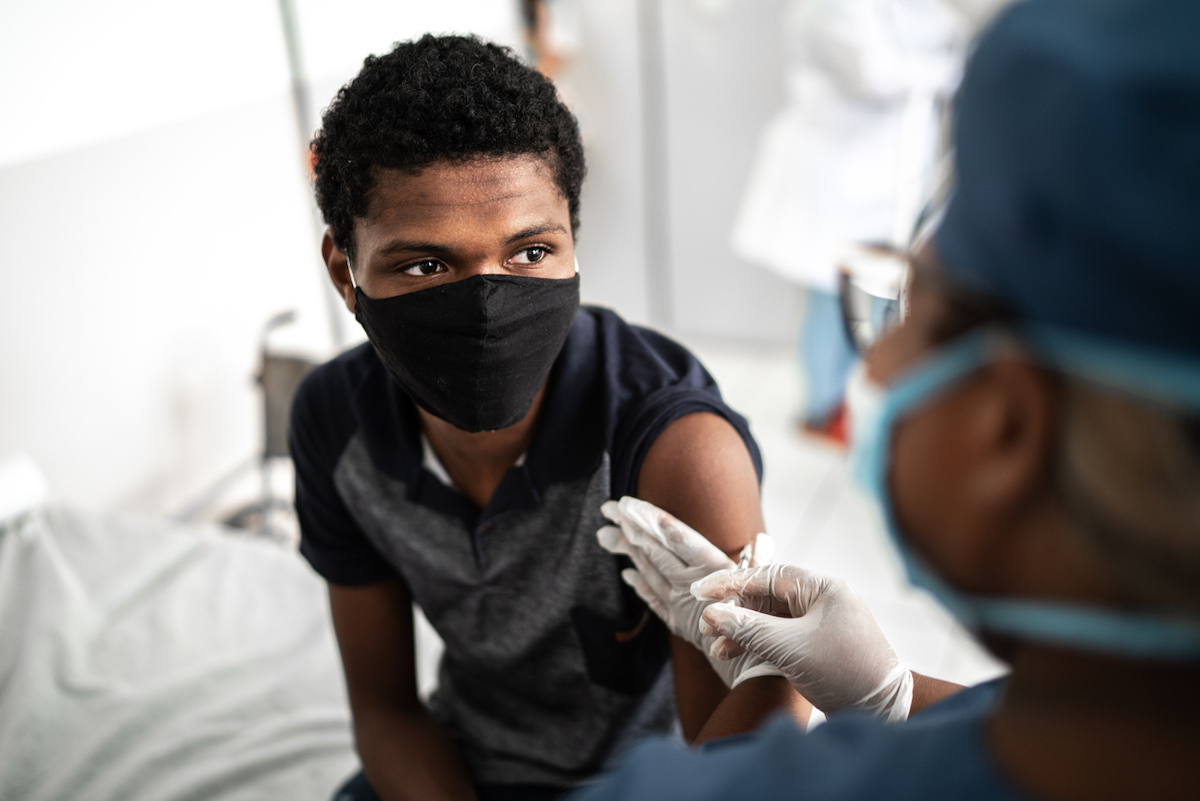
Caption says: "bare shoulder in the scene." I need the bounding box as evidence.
[636,411,764,558]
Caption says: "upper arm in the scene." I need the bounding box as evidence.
[328,576,420,714]
[636,411,767,740]
[635,411,764,558]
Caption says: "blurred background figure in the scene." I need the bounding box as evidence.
[522,0,579,82]
[730,0,998,444]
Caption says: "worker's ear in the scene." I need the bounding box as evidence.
[964,357,1060,525]
[322,229,356,314]
[891,355,1059,596]
[946,357,1060,587]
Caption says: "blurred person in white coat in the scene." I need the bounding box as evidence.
[731,0,976,442]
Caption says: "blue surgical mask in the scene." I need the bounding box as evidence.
[845,329,1200,660]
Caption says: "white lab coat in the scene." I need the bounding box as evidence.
[731,0,975,291]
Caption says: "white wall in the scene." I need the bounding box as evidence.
[535,0,803,341]
[661,0,801,344]
[0,0,293,168]
[554,0,654,325]
[0,100,333,515]
[293,0,522,91]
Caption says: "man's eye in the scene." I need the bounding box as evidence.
[401,260,444,276]
[511,247,547,265]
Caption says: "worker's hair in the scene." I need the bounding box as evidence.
[1056,387,1200,612]
[919,245,1200,612]
[310,34,585,262]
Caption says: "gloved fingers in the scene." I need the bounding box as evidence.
[692,566,758,602]
[604,500,694,577]
[707,634,747,661]
[698,601,801,667]
[600,524,696,611]
[693,571,769,614]
[692,563,823,614]
[610,522,702,590]
[746,532,776,567]
[728,661,786,689]
[596,524,634,557]
[626,525,708,583]
[621,568,671,623]
[690,567,786,617]
[601,524,695,595]
[622,539,677,606]
[603,499,689,571]
[616,496,733,571]
[600,500,632,530]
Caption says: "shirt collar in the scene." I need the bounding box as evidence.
[355,309,605,530]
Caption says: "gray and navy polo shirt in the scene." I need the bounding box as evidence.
[290,306,762,789]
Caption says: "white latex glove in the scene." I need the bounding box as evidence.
[597,496,782,688]
[693,564,914,722]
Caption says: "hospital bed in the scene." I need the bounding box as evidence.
[0,470,358,800]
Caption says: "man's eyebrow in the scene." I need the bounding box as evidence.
[371,223,569,257]
[374,239,455,257]
[506,222,569,243]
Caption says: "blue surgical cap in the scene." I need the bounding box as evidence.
[935,0,1200,363]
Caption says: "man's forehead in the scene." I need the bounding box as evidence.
[351,156,569,255]
[365,157,558,211]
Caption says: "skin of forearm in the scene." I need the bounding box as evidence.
[354,703,477,801]
[909,671,965,715]
[670,636,731,742]
[693,676,812,745]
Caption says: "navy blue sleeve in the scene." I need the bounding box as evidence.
[290,361,395,586]
[570,687,1026,801]
[599,316,764,500]
[566,719,798,801]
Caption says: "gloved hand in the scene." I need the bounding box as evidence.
[693,564,913,722]
[597,496,783,688]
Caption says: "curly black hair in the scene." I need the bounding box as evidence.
[311,34,585,261]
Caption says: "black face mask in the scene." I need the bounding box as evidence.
[354,273,580,433]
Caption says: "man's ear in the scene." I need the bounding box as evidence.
[322,229,356,314]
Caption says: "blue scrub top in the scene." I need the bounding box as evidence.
[568,679,1035,801]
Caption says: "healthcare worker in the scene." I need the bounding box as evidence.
[579,0,1200,797]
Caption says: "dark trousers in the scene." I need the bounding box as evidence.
[333,770,566,801]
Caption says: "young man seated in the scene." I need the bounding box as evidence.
[290,34,808,801]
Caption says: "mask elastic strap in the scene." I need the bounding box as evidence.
[896,543,1200,660]
[884,328,1008,420]
[1022,322,1200,414]
[978,598,1200,660]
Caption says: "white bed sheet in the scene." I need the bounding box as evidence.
[0,505,358,801]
